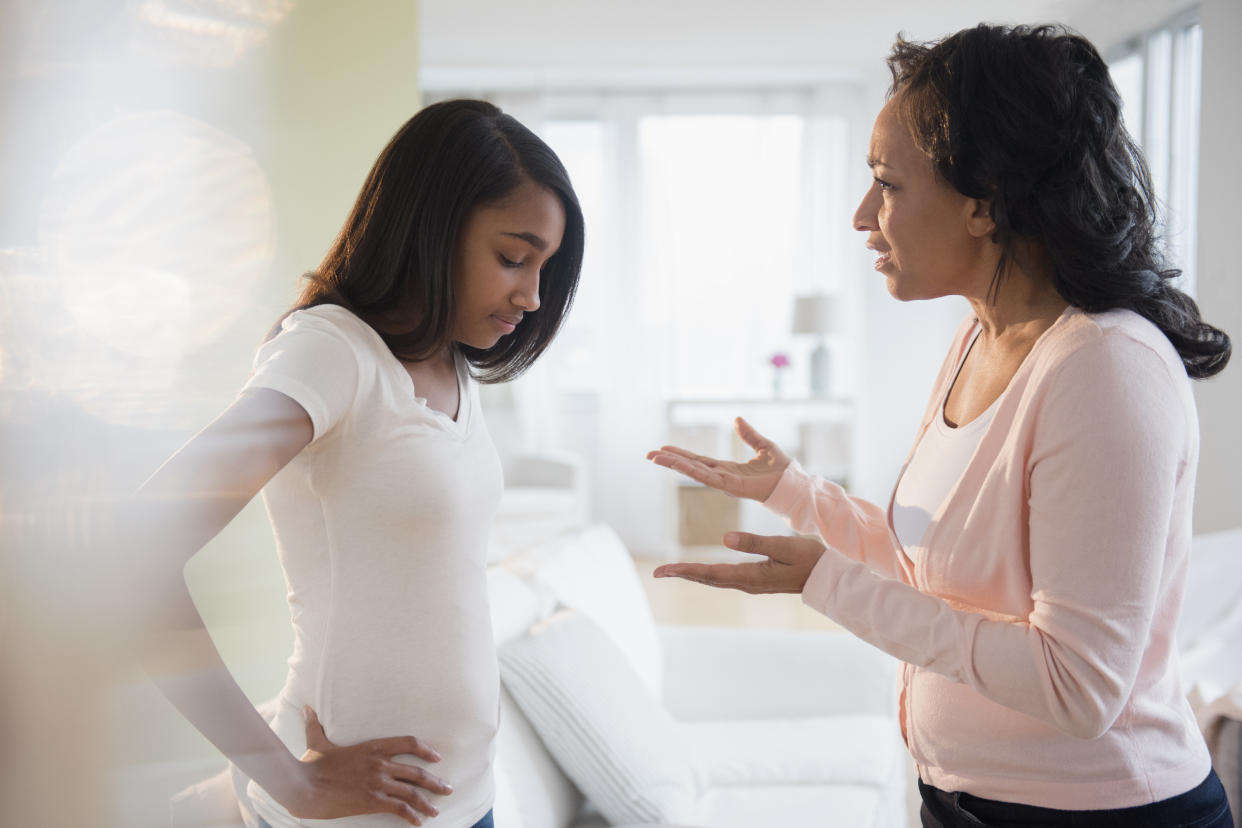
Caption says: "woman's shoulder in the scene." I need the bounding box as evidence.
[1031,308,1189,404]
[1046,308,1182,372]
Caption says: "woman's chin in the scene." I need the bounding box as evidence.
[885,275,911,301]
[885,275,942,303]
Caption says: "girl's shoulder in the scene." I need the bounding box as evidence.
[280,302,368,336]
[275,304,390,360]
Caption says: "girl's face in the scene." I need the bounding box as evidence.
[452,177,566,350]
[852,96,994,302]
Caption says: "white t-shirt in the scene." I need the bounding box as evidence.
[241,304,504,828]
[893,334,997,552]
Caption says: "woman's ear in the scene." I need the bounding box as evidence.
[964,198,996,239]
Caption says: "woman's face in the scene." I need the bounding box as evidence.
[853,96,993,302]
[452,176,566,350]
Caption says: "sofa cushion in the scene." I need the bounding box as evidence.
[495,686,585,828]
[168,763,244,828]
[682,715,904,788]
[498,610,698,826]
[489,487,586,557]
[512,524,663,696]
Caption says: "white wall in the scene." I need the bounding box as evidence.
[421,0,1068,75]
[1189,0,1242,533]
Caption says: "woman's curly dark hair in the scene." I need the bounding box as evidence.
[888,24,1230,379]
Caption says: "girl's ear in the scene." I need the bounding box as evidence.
[964,198,996,239]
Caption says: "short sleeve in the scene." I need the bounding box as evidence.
[243,308,361,440]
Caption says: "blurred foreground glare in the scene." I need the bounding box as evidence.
[11,109,275,428]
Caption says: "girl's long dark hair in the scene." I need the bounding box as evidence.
[888,24,1230,379]
[288,98,584,383]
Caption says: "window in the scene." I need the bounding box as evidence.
[1110,13,1202,295]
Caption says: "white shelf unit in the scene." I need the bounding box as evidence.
[664,396,855,552]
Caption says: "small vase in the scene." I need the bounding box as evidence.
[772,368,785,398]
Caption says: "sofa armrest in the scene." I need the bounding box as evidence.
[659,625,899,721]
[504,450,587,490]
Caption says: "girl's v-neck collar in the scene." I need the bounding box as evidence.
[315,304,473,437]
[395,348,472,436]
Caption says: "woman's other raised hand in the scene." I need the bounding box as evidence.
[653,531,826,594]
[646,417,792,503]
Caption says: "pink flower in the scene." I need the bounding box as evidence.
[770,352,790,368]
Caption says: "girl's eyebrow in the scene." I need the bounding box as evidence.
[502,231,548,251]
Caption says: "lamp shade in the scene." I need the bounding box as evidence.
[791,293,838,335]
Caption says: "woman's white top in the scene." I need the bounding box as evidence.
[893,335,997,552]
[241,304,503,828]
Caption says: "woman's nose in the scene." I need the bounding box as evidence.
[853,184,879,232]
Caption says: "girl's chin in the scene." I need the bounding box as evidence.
[464,333,503,350]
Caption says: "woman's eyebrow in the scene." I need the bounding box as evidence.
[502,231,548,251]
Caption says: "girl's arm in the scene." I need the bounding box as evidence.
[125,387,449,826]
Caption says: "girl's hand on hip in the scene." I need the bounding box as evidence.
[653,531,827,594]
[646,417,792,502]
[287,706,452,826]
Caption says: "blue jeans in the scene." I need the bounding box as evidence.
[259,809,493,827]
[919,770,1232,828]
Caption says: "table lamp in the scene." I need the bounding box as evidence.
[792,293,838,398]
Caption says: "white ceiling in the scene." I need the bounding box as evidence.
[419,0,1195,90]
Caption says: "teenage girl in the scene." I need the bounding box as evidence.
[134,99,583,827]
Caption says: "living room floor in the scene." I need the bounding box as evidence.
[634,545,923,827]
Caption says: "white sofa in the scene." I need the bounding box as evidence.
[1178,527,1242,824]
[485,523,908,828]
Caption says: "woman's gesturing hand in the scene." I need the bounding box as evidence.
[646,417,792,503]
[286,707,452,827]
[653,531,827,595]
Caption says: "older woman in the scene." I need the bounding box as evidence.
[648,24,1232,828]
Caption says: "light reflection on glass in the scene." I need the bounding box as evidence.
[130,0,295,68]
[30,109,274,427]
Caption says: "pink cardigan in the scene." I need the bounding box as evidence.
[769,306,1211,809]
